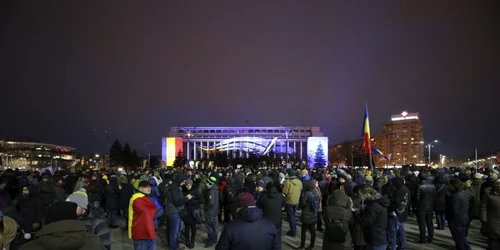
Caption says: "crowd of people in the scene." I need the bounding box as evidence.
[0,165,497,250]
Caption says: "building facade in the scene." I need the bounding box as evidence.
[0,141,77,169]
[373,111,425,166]
[163,126,328,167]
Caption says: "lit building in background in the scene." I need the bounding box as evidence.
[162,126,328,168]
[0,141,78,169]
[373,111,425,166]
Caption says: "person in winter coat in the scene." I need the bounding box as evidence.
[204,175,220,248]
[257,182,285,236]
[73,176,88,192]
[182,179,201,249]
[103,176,120,228]
[89,174,105,218]
[38,176,56,212]
[433,174,448,230]
[416,173,436,244]
[119,175,135,231]
[480,169,498,200]
[0,180,13,212]
[352,184,389,250]
[296,180,319,250]
[405,173,419,215]
[322,189,353,250]
[166,174,190,250]
[13,185,44,234]
[20,218,107,250]
[223,177,238,222]
[470,173,483,220]
[387,177,410,250]
[53,177,67,203]
[313,180,324,232]
[215,192,280,250]
[445,178,471,250]
[351,185,366,250]
[480,178,500,250]
[0,211,17,250]
[282,169,302,237]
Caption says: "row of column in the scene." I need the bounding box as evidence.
[184,140,307,161]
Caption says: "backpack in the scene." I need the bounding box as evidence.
[326,220,346,243]
[225,186,237,203]
[310,192,320,213]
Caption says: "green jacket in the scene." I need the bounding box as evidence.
[20,220,107,250]
[282,177,302,205]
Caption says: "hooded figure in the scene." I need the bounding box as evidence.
[322,189,353,250]
[257,182,285,230]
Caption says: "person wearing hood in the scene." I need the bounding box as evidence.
[223,177,238,222]
[253,180,265,203]
[283,169,303,237]
[352,184,390,250]
[387,177,410,250]
[103,176,120,229]
[204,175,220,248]
[416,173,436,244]
[182,179,201,249]
[446,178,471,250]
[322,189,353,250]
[166,174,191,250]
[257,182,285,238]
[296,180,320,250]
[13,185,44,235]
[216,192,280,250]
[433,173,448,230]
[260,170,274,189]
[20,201,107,250]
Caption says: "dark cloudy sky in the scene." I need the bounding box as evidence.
[1,1,499,157]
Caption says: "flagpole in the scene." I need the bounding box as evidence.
[475,148,478,169]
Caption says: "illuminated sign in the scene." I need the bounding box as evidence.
[391,112,419,121]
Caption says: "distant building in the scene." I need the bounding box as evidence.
[374,111,425,166]
[163,126,328,168]
[0,141,77,169]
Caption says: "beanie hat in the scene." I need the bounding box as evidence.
[257,180,265,188]
[207,175,217,185]
[185,179,193,185]
[66,190,89,209]
[458,173,470,182]
[474,173,483,179]
[46,202,79,224]
[237,192,256,208]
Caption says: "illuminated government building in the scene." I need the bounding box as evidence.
[372,111,425,166]
[162,126,328,167]
[0,141,77,169]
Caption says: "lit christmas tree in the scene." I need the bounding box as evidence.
[314,143,327,168]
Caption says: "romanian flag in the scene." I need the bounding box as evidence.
[128,193,158,240]
[362,105,371,154]
[371,146,389,160]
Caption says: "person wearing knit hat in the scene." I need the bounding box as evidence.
[203,174,220,248]
[236,192,256,209]
[66,189,89,214]
[216,191,279,250]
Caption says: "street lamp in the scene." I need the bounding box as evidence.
[425,140,439,165]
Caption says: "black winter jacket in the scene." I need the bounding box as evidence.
[388,177,410,222]
[256,185,285,229]
[434,183,447,213]
[416,181,436,213]
[445,189,470,225]
[354,193,390,246]
[215,207,280,250]
[299,180,318,225]
[204,184,220,217]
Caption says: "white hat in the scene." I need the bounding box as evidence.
[474,173,483,179]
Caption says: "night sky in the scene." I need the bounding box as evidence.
[2,1,499,158]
